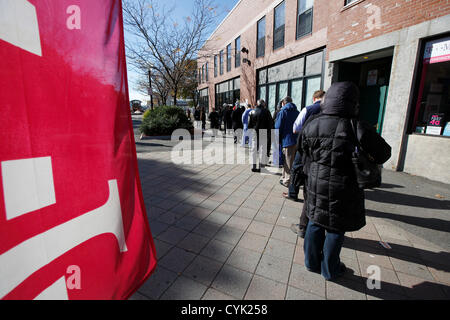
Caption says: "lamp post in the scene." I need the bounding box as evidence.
[148,67,154,110]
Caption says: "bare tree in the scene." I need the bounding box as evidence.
[123,0,218,106]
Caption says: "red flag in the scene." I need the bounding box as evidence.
[0,0,156,299]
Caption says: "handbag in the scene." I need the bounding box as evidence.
[350,119,382,189]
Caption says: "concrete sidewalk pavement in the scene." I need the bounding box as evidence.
[130,128,450,300]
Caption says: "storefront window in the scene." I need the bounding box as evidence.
[411,36,450,136]
[257,50,324,112]
[215,77,240,108]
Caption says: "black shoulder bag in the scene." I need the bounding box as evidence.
[350,119,382,189]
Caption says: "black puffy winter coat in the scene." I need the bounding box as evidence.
[300,82,391,232]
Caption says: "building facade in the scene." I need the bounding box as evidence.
[197,0,450,184]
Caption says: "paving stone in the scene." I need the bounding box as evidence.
[358,260,405,296]
[225,216,252,231]
[216,203,240,215]
[211,265,253,299]
[170,203,195,216]
[156,225,190,245]
[174,215,203,232]
[264,238,295,261]
[289,264,326,297]
[189,207,214,219]
[202,288,237,300]
[226,246,262,273]
[156,211,184,225]
[235,207,259,219]
[255,254,292,284]
[199,199,222,210]
[428,265,450,285]
[356,250,394,270]
[192,220,222,238]
[276,214,298,228]
[254,209,279,224]
[271,225,299,244]
[138,266,178,300]
[200,239,235,263]
[293,244,305,266]
[160,276,208,300]
[389,256,435,281]
[326,278,367,300]
[224,195,247,206]
[206,210,232,224]
[214,226,245,245]
[149,220,171,237]
[129,292,151,300]
[396,272,448,300]
[241,199,264,210]
[154,199,180,211]
[286,286,325,300]
[244,275,287,300]
[184,255,224,286]
[246,220,274,237]
[238,232,269,253]
[158,247,197,273]
[152,239,174,259]
[177,233,211,254]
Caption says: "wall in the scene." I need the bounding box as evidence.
[403,135,450,184]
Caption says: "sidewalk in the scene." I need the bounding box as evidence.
[130,128,450,300]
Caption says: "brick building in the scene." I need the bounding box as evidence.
[197,0,450,183]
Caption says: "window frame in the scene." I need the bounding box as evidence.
[256,16,266,58]
[235,36,241,68]
[226,44,232,72]
[296,0,314,40]
[214,55,218,77]
[273,1,285,51]
[219,50,224,75]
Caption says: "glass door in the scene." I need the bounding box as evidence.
[268,84,277,113]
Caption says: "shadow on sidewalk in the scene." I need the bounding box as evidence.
[365,189,450,210]
[330,269,450,299]
[344,237,450,272]
[366,209,450,234]
[135,157,250,300]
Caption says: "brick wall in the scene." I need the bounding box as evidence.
[327,0,450,52]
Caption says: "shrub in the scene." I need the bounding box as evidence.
[140,105,193,136]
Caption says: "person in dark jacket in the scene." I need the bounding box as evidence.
[201,107,206,130]
[224,105,233,135]
[232,105,244,144]
[209,107,220,138]
[249,99,273,172]
[275,97,300,186]
[300,82,391,281]
[287,90,325,238]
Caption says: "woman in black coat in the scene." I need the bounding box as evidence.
[299,82,391,280]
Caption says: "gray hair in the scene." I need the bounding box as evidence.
[257,99,266,108]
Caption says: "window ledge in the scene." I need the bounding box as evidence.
[411,132,450,139]
[341,0,366,12]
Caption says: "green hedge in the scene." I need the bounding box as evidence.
[139,105,193,136]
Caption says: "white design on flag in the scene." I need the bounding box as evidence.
[1,157,56,220]
[0,0,42,56]
[0,169,128,299]
[34,277,68,300]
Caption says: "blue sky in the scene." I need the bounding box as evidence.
[125,0,240,102]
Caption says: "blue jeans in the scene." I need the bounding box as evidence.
[304,221,345,280]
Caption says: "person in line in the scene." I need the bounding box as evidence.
[248,99,273,173]
[218,105,224,131]
[201,107,206,131]
[208,107,220,138]
[286,90,325,238]
[300,82,391,281]
[275,97,300,187]
[232,104,244,144]
[193,106,201,129]
[272,101,284,168]
[241,104,253,147]
[225,105,233,135]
